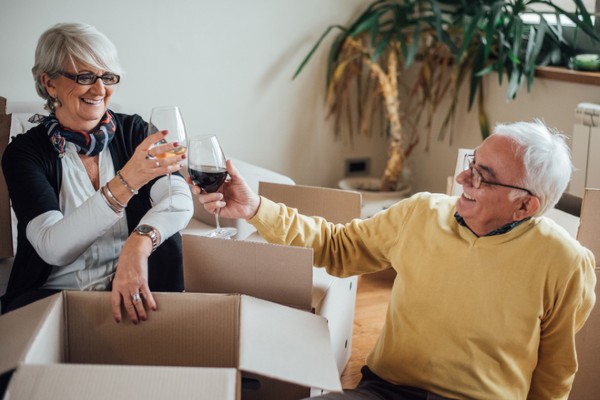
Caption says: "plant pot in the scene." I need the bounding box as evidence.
[338,177,412,218]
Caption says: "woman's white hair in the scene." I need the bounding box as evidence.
[493,119,572,216]
[32,22,123,111]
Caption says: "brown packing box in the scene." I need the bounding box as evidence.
[183,182,362,377]
[570,188,600,399]
[0,291,341,400]
[184,236,314,311]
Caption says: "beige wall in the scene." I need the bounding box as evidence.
[410,75,600,194]
[1,0,598,192]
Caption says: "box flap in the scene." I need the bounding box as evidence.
[238,295,342,393]
[183,235,313,310]
[65,291,239,368]
[0,293,62,375]
[577,188,600,266]
[258,182,361,224]
[6,364,239,400]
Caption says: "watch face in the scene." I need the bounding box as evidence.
[137,225,153,234]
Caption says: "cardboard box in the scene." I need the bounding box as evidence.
[570,188,600,400]
[257,182,361,224]
[183,236,314,311]
[0,291,341,400]
[183,182,362,376]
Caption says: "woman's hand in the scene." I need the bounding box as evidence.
[188,160,261,220]
[111,234,157,324]
[118,130,186,191]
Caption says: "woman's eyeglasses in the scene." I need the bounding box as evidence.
[59,71,120,85]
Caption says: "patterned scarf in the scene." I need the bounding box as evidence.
[44,110,117,157]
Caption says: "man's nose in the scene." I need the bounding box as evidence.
[456,168,471,186]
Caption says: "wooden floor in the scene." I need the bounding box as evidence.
[340,269,395,389]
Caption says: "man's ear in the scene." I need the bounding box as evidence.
[513,195,540,220]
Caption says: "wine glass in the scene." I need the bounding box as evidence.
[187,135,237,238]
[148,106,188,212]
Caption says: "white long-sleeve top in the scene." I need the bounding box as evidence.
[25,142,193,290]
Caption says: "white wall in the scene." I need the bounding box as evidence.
[1,0,599,193]
[0,0,388,188]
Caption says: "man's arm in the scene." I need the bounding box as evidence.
[528,250,596,399]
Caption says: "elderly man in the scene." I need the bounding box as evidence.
[191,120,596,400]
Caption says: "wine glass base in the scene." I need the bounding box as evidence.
[205,227,238,239]
[155,206,191,213]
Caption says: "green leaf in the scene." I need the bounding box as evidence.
[372,32,391,62]
[347,0,387,33]
[351,10,384,40]
[511,17,524,62]
[404,22,421,67]
[506,68,521,100]
[432,0,445,44]
[527,20,547,91]
[457,10,483,61]
[475,65,495,77]
[468,46,485,111]
[293,25,347,80]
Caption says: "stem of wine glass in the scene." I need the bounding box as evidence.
[214,207,222,231]
[167,172,173,209]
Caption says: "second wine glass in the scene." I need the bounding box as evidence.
[148,106,188,212]
[187,135,237,238]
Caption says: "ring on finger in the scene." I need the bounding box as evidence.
[155,160,160,168]
[132,293,142,303]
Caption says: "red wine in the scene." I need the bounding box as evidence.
[189,166,228,193]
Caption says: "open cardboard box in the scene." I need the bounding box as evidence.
[0,291,341,400]
[183,182,362,376]
[569,188,600,400]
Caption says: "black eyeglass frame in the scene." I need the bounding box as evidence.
[463,154,535,196]
[58,71,121,85]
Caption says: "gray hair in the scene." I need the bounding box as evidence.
[32,22,123,111]
[493,119,572,216]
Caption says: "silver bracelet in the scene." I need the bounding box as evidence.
[116,170,138,195]
[104,183,127,209]
[100,186,124,215]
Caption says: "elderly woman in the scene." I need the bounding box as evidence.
[1,22,193,323]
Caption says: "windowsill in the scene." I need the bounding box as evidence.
[535,66,600,86]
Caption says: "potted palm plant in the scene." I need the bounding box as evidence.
[294,0,597,192]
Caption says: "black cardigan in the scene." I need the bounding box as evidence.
[1,113,183,312]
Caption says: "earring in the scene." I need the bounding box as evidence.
[52,97,62,110]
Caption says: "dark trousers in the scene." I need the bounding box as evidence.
[309,366,455,400]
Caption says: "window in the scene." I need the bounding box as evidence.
[523,0,599,53]
[532,0,596,13]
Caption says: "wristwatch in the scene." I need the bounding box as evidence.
[134,224,159,252]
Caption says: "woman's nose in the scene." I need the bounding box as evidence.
[90,78,106,93]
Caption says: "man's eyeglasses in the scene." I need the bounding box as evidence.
[59,71,120,85]
[463,154,534,196]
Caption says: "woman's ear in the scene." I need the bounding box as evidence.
[41,73,56,97]
[513,195,541,220]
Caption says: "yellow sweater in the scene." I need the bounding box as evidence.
[249,192,596,400]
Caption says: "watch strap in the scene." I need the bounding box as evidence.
[134,224,159,252]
